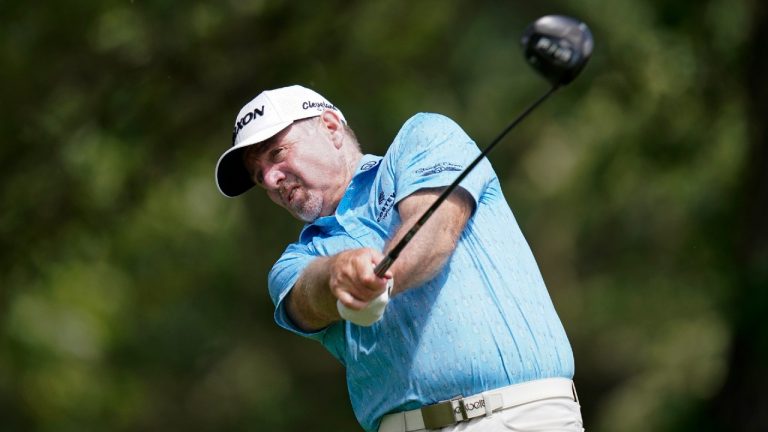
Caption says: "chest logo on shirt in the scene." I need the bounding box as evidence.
[416,162,463,176]
[360,160,378,171]
[377,191,396,222]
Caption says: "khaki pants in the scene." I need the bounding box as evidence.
[379,378,584,432]
[426,397,583,432]
[380,397,584,432]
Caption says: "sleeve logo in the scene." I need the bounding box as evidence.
[415,162,463,176]
[376,191,396,222]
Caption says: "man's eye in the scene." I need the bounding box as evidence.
[270,148,283,161]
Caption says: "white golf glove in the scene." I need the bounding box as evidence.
[336,278,393,326]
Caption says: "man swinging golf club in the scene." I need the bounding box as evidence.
[215,15,592,432]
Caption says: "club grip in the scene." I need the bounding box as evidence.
[374,256,395,277]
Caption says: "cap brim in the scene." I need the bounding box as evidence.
[215,120,293,197]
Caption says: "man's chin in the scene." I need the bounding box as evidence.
[285,194,324,223]
[295,213,317,223]
[292,205,322,223]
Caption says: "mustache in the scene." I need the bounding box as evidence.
[278,182,301,204]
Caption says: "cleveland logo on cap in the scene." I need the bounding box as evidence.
[302,100,338,111]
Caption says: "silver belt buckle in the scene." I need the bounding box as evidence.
[421,394,486,429]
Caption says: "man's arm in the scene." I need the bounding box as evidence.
[285,187,473,331]
[386,187,474,295]
[286,248,391,331]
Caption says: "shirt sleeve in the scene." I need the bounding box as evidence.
[387,113,494,207]
[268,242,347,364]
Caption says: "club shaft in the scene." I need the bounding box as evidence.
[374,85,560,277]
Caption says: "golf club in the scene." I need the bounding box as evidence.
[373,15,594,277]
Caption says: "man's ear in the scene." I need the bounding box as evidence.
[319,110,344,149]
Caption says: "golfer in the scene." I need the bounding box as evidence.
[216,85,583,432]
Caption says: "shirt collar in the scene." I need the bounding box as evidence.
[355,154,382,176]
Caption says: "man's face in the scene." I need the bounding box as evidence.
[242,117,348,222]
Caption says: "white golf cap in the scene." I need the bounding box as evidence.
[215,84,346,197]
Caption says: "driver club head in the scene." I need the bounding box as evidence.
[521,15,594,86]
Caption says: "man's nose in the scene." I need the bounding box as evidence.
[262,166,284,189]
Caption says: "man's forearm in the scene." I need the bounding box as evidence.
[285,257,340,332]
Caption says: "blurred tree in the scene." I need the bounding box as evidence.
[705,1,768,430]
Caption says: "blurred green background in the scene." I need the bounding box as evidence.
[2,0,767,431]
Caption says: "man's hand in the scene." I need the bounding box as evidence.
[330,248,392,310]
[336,277,393,326]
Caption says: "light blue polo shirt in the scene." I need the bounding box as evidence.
[268,113,574,432]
